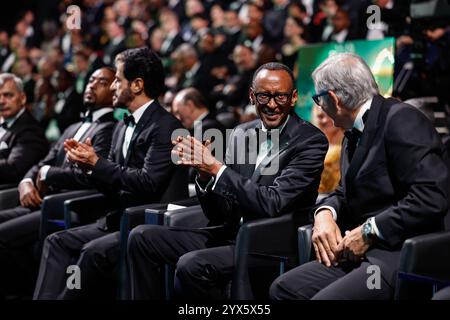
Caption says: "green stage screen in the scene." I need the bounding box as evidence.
[295,37,395,121]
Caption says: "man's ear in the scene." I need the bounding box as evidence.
[249,89,255,104]
[291,89,298,107]
[328,90,340,108]
[19,92,27,107]
[131,78,144,94]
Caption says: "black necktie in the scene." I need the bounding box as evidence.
[123,114,136,127]
[345,128,362,161]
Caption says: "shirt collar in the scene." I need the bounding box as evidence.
[195,111,209,122]
[131,100,154,124]
[260,114,290,133]
[89,107,114,122]
[1,107,25,128]
[353,97,372,132]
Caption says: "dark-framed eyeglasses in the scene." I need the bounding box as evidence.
[254,91,293,105]
[312,90,329,106]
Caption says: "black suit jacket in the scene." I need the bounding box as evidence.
[0,110,48,184]
[91,101,188,230]
[24,110,116,192]
[197,113,328,241]
[318,95,450,285]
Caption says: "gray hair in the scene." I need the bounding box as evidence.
[0,73,24,92]
[312,53,379,110]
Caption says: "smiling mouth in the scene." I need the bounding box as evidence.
[262,108,279,117]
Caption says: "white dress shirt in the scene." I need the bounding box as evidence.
[122,100,153,159]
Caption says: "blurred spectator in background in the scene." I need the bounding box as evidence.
[312,105,344,194]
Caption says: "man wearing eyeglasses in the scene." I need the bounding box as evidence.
[126,62,328,299]
[270,53,450,300]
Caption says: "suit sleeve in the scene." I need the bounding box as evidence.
[0,126,48,184]
[45,123,115,190]
[90,121,178,198]
[374,106,450,248]
[202,130,328,221]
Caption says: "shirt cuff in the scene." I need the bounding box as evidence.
[314,206,337,221]
[371,216,384,240]
[39,165,51,181]
[19,178,34,185]
[211,165,227,191]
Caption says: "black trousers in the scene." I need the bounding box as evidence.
[270,260,394,300]
[33,223,120,300]
[127,225,235,300]
[0,206,40,297]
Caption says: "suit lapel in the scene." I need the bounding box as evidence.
[124,101,158,165]
[115,123,127,164]
[55,122,82,167]
[345,95,383,193]
[251,115,297,182]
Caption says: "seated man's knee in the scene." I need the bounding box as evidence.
[176,251,203,281]
[128,225,166,253]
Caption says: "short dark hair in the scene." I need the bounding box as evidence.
[115,47,165,99]
[252,62,296,90]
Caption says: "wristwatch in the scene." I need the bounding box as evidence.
[362,218,375,244]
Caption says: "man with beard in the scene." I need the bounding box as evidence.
[33,47,187,299]
[0,67,117,298]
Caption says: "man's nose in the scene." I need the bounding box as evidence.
[267,96,277,108]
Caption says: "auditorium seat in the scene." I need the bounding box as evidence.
[141,204,310,300]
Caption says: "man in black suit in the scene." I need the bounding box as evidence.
[33,47,186,299]
[127,62,328,299]
[270,53,450,300]
[0,73,48,185]
[0,67,116,298]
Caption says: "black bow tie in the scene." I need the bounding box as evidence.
[0,122,8,129]
[81,112,93,123]
[123,114,136,127]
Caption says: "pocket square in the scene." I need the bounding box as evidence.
[0,141,9,150]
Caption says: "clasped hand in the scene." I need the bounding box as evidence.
[171,135,223,180]
[312,210,371,267]
[63,137,99,168]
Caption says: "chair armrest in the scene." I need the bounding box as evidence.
[63,192,112,228]
[395,231,450,299]
[0,187,19,210]
[298,224,313,266]
[231,213,306,299]
[0,183,17,191]
[164,205,207,227]
[39,189,98,241]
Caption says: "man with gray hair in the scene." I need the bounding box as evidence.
[0,73,48,186]
[270,53,450,300]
